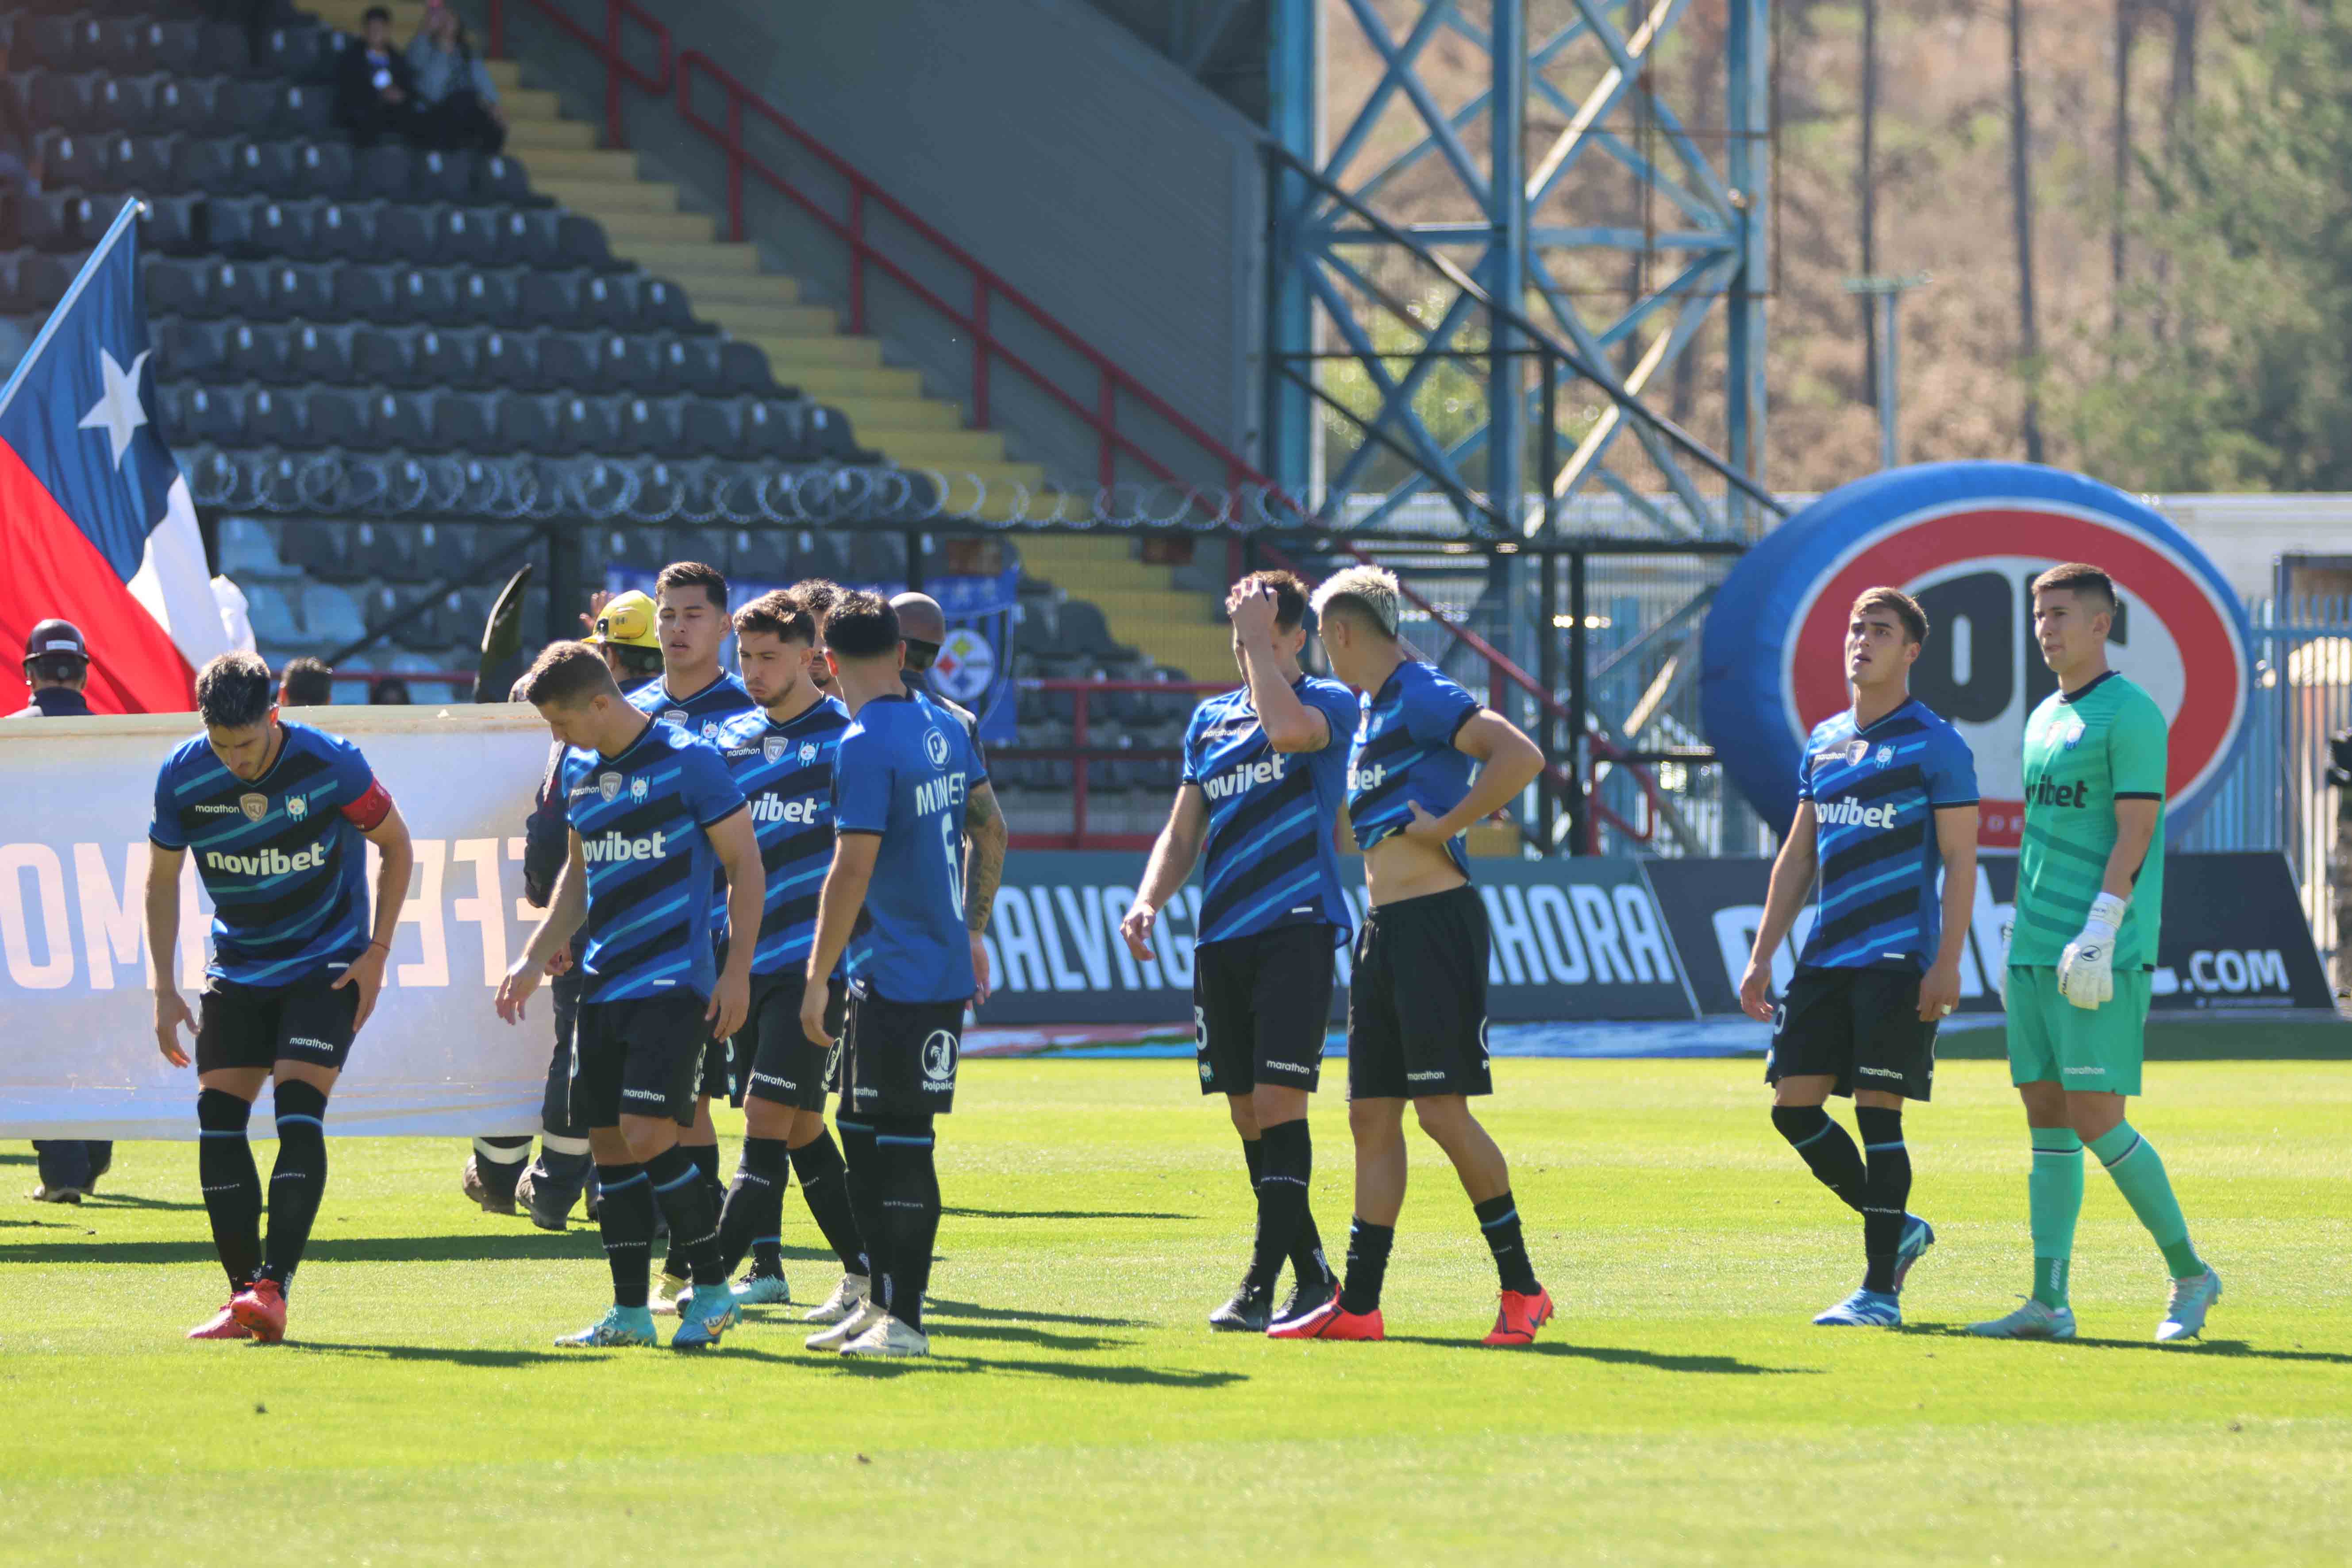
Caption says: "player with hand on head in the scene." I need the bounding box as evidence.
[1270,566,1552,1347]
[1121,572,1351,1333]
[151,653,415,1342]
[627,563,758,1304]
[1738,587,1979,1328]
[496,643,765,1350]
[797,592,1006,1358]
[705,590,870,1317]
[1969,563,2220,1344]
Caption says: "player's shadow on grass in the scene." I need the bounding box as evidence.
[806,1353,1246,1389]
[77,1192,207,1213]
[0,1233,601,1266]
[283,1341,590,1368]
[923,1296,1149,1330]
[1914,1326,2352,1365]
[943,1205,1194,1222]
[922,1321,1137,1353]
[1385,1334,1817,1376]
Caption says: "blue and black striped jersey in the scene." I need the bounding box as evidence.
[1181,676,1356,946]
[1795,697,1979,971]
[832,693,987,1006]
[716,696,852,976]
[1345,660,1481,876]
[149,721,388,986]
[631,671,758,934]
[559,719,747,1003]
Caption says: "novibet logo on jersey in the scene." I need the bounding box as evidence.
[1814,796,1899,828]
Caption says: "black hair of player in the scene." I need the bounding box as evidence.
[363,4,391,23]
[520,640,621,708]
[196,651,274,729]
[2030,561,2118,613]
[655,559,729,613]
[822,591,901,659]
[23,651,85,686]
[610,643,664,681]
[788,578,842,627]
[735,589,815,647]
[1236,569,1311,632]
[1851,586,1929,646]
[279,656,335,706]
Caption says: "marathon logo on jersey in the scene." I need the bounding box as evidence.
[582,828,669,863]
[192,802,239,814]
[203,842,326,877]
[2029,776,2090,808]
[1815,797,1901,829]
[750,792,818,826]
[1202,754,1286,801]
[238,793,267,822]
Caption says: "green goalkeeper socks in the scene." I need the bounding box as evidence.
[2028,1128,2083,1307]
[2087,1123,2206,1279]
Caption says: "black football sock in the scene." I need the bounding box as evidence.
[789,1131,869,1276]
[1246,1119,1313,1295]
[716,1135,790,1278]
[472,1134,531,1202]
[1771,1104,1867,1213]
[647,1145,725,1287]
[1291,1209,1337,1293]
[871,1115,941,1332]
[838,1117,885,1285]
[1240,1133,1264,1187]
[1338,1218,1395,1315]
[662,1141,724,1277]
[196,1089,263,1294]
[594,1162,656,1308]
[258,1081,330,1292]
[1856,1106,1913,1294]
[1473,1191,1540,1295]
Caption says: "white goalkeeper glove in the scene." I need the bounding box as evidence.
[1994,917,2013,1007]
[2057,893,2129,1010]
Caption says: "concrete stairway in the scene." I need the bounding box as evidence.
[1013,536,1233,681]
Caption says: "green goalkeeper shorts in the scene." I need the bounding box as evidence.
[2005,966,2151,1097]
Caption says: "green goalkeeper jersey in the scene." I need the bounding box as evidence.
[2013,670,2168,970]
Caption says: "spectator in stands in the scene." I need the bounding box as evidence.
[370,676,413,705]
[279,657,335,707]
[337,6,425,148]
[0,37,43,196]
[407,1,507,156]
[11,619,113,1204]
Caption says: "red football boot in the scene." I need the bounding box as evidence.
[186,1301,254,1340]
[229,1279,288,1344]
[1265,1295,1384,1341]
[1482,1287,1555,1346]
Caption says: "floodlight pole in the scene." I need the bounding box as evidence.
[1842,273,1930,469]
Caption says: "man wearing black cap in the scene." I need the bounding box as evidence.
[12,619,114,1201]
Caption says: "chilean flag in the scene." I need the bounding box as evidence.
[0,200,235,714]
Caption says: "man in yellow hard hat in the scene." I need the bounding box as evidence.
[585,589,665,694]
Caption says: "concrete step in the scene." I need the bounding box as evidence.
[781,365,926,400]
[506,117,598,151]
[587,209,720,245]
[512,148,639,183]
[487,60,524,91]
[673,272,801,308]
[623,242,761,277]
[751,333,883,370]
[824,397,962,432]
[869,429,1007,467]
[697,300,838,339]
[501,88,563,121]
[534,178,678,215]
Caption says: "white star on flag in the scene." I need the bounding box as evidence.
[77,347,151,470]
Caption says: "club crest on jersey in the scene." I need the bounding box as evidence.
[920,1029,959,1086]
[1875,744,1894,767]
[598,772,623,803]
[801,741,818,764]
[1844,739,1869,765]
[924,728,951,767]
[701,720,723,740]
[2062,719,2086,749]
[763,735,789,764]
[285,794,308,821]
[630,776,648,801]
[662,709,689,727]
[238,793,267,822]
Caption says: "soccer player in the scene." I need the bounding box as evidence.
[495,643,764,1350]
[1120,572,1351,1332]
[277,657,335,708]
[150,653,415,1342]
[1969,563,2222,1343]
[891,590,987,759]
[1737,587,1978,1328]
[630,563,758,1299]
[706,589,871,1319]
[791,578,841,696]
[1271,566,1553,1347]
[797,591,1006,1358]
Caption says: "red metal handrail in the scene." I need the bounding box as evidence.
[486,0,669,148]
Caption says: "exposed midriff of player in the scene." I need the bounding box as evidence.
[1968,562,2221,1345]
[1738,586,1980,1329]
[1267,565,1555,1348]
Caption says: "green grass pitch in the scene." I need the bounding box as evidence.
[4,1058,2348,1566]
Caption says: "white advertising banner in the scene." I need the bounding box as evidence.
[0,704,556,1138]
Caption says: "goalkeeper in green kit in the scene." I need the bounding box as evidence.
[1970,563,2221,1344]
